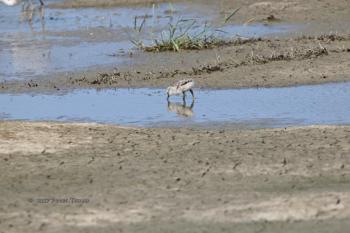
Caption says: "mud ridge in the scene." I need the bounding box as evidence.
[1,34,350,93]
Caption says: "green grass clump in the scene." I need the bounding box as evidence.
[144,32,226,52]
[130,7,241,52]
[133,19,226,52]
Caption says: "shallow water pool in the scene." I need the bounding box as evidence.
[0,82,349,128]
[0,1,298,80]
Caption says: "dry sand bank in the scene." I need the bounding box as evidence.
[0,121,349,232]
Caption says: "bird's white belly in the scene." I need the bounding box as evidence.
[173,89,184,96]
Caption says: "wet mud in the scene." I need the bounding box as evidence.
[1,34,350,93]
[1,0,350,92]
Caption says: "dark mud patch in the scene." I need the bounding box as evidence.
[248,46,328,64]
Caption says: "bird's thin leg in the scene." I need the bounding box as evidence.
[182,92,186,101]
[27,4,34,26]
[189,89,194,99]
[39,4,45,19]
[40,5,46,32]
[167,94,170,101]
[39,0,45,5]
[189,98,195,109]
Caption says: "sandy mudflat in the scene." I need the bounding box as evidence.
[0,121,349,233]
[1,0,350,232]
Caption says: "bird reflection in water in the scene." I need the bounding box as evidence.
[0,0,46,30]
[167,99,195,118]
[20,0,45,31]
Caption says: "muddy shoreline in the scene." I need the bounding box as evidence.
[1,0,350,93]
[1,34,350,94]
[1,121,350,232]
[48,0,350,25]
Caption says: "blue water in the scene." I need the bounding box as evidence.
[0,82,349,128]
[0,1,298,80]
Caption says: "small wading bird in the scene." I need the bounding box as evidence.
[1,0,46,27]
[166,79,195,101]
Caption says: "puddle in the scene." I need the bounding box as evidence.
[0,41,131,79]
[0,1,297,80]
[0,82,349,128]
